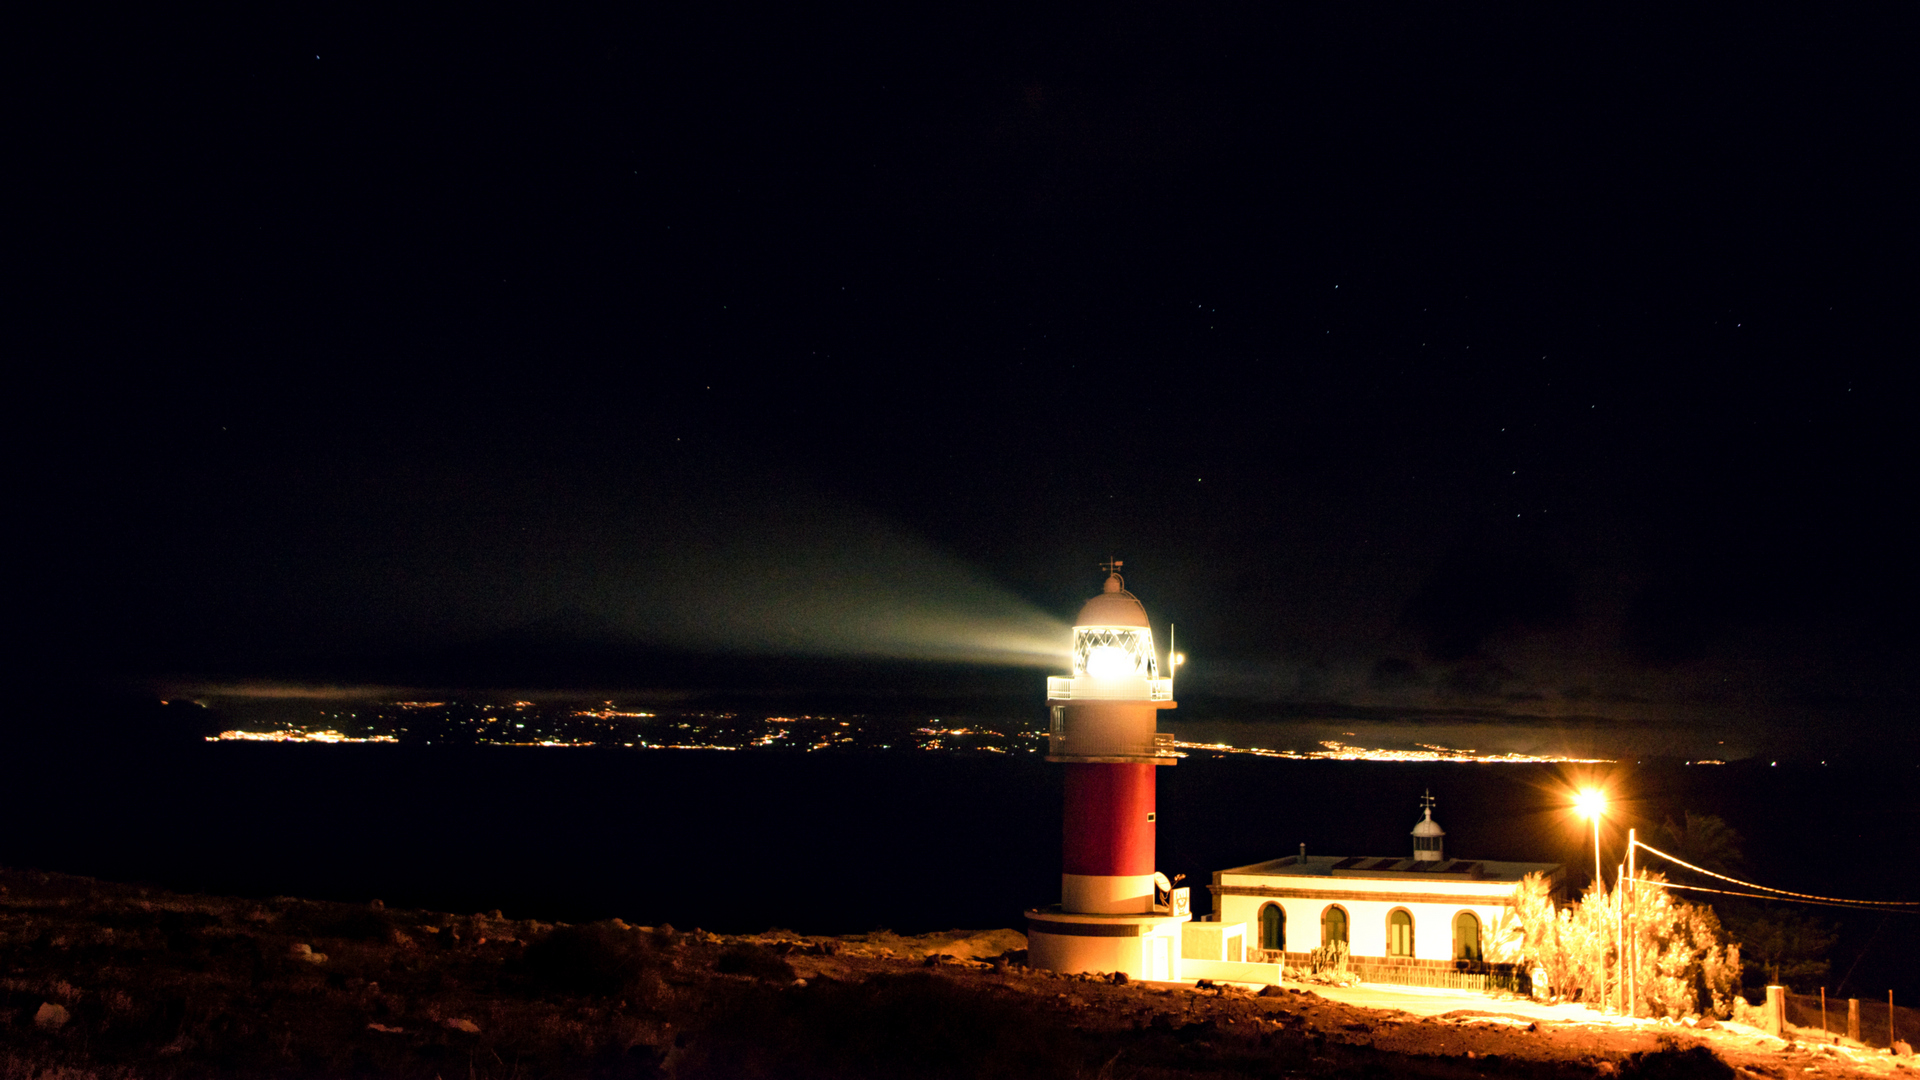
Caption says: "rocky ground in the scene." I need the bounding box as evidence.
[2,866,1913,1078]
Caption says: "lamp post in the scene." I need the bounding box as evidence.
[1576,789,1611,1013]
[1576,789,1607,894]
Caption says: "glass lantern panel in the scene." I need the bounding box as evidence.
[1072,626,1159,679]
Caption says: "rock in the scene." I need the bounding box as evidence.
[369,898,384,909]
[34,1002,69,1029]
[1110,970,1129,985]
[1258,985,1288,997]
[443,1018,481,1034]
[1895,1040,1913,1057]
[288,943,328,963]
[367,1023,405,1034]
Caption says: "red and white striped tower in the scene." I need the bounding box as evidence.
[1026,561,1189,981]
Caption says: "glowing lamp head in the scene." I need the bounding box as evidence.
[1085,644,1133,680]
[1575,789,1607,819]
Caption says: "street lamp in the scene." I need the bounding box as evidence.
[1575,789,1607,894]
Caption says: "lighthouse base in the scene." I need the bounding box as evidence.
[1024,907,1190,982]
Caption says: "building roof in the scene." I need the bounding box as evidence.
[1075,573,1150,628]
[1217,854,1561,886]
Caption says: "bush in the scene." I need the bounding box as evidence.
[280,903,396,942]
[521,921,659,997]
[1308,939,1349,974]
[1618,1037,1734,1079]
[677,972,1085,1080]
[714,944,797,982]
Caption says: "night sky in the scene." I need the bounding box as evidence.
[18,5,1915,759]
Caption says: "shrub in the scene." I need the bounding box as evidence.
[280,903,396,942]
[676,972,1084,1080]
[1307,939,1349,975]
[521,921,659,998]
[1508,871,1741,1018]
[714,944,797,982]
[1618,1036,1734,1079]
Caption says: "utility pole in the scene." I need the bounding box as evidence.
[1616,861,1626,1014]
[1627,828,1637,1017]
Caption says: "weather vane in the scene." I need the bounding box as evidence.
[1421,789,1437,815]
[1100,556,1123,577]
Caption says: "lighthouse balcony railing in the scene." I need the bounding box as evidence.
[1045,729,1183,760]
[1046,677,1175,701]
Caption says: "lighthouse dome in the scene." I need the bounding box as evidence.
[1410,790,1445,861]
[1075,574,1150,628]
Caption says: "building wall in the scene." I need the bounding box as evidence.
[1027,919,1185,981]
[1218,892,1508,966]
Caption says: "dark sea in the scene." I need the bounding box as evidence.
[3,740,1914,1001]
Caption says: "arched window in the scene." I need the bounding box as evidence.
[1321,905,1348,946]
[1260,903,1285,951]
[1454,910,1481,961]
[1388,908,1414,957]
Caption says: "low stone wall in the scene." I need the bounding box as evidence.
[1255,951,1530,995]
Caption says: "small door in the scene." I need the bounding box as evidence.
[1148,935,1170,982]
[1454,911,1481,960]
[1389,909,1414,957]
[1260,903,1285,952]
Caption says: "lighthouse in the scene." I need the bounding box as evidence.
[1025,560,1190,981]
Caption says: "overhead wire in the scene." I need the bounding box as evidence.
[1630,878,1920,914]
[1631,839,1920,909]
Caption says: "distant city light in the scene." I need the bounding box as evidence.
[1172,739,1611,765]
[208,730,398,744]
[199,701,1614,763]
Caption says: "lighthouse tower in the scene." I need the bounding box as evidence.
[1025,561,1189,981]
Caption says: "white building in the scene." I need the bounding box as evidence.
[1208,792,1562,991]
